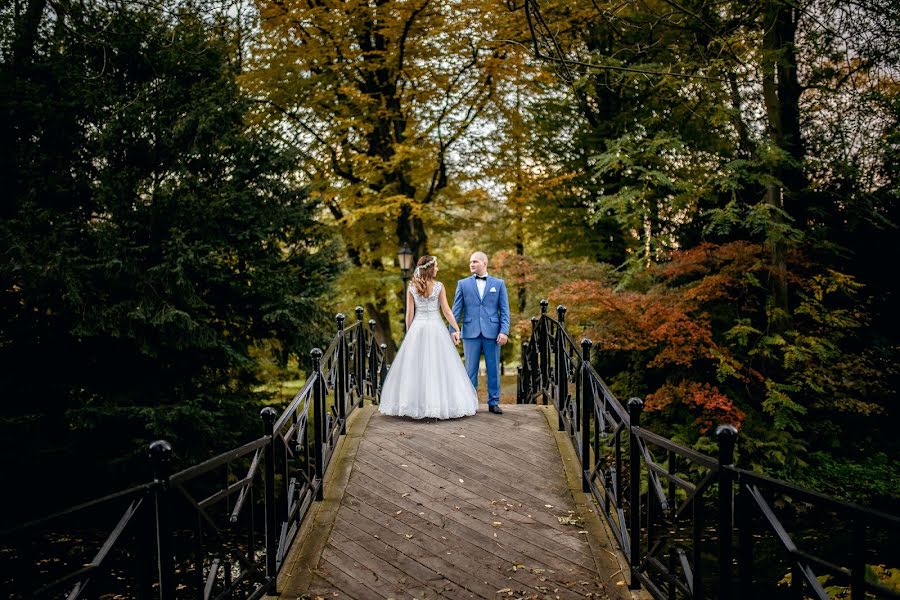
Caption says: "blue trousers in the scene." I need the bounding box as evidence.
[463,336,500,406]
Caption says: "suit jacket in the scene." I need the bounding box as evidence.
[452,275,510,340]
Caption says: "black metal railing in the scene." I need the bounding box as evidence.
[0,307,388,600]
[518,299,900,600]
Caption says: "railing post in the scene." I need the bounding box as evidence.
[378,343,388,401]
[336,313,347,435]
[311,348,325,501]
[539,300,549,398]
[717,424,738,600]
[260,407,278,589]
[737,472,753,600]
[355,306,365,402]
[627,397,644,590]
[149,440,175,600]
[556,305,567,431]
[516,365,523,404]
[368,319,377,400]
[519,341,529,404]
[580,339,593,492]
[850,522,866,600]
[530,317,541,402]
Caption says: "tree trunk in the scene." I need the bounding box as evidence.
[397,202,429,258]
[366,294,396,356]
[11,0,47,70]
[761,0,806,329]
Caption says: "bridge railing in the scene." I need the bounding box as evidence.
[519,299,900,600]
[0,307,387,600]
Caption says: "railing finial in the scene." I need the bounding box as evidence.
[355,306,365,321]
[148,440,172,483]
[540,299,549,314]
[627,397,644,424]
[557,305,567,322]
[336,313,346,330]
[260,406,277,424]
[716,424,738,466]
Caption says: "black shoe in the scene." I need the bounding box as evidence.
[488,405,503,415]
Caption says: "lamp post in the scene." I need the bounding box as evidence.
[398,243,414,332]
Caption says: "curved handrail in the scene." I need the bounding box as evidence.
[0,306,389,600]
[518,299,900,600]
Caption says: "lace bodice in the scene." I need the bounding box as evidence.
[411,281,443,320]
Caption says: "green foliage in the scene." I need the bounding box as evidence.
[537,241,897,504]
[799,452,900,507]
[0,0,340,511]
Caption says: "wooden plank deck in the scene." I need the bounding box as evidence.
[274,404,634,600]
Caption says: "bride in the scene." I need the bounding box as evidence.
[379,255,478,419]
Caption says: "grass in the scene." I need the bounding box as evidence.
[475,373,518,405]
[254,377,308,406]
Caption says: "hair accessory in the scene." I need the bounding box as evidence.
[413,257,436,279]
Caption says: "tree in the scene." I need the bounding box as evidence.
[512,0,899,503]
[0,0,340,514]
[243,0,522,347]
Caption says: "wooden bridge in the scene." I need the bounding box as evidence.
[272,404,632,600]
[3,304,897,600]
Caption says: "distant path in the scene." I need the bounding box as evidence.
[274,405,635,600]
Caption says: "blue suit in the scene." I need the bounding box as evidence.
[451,275,510,407]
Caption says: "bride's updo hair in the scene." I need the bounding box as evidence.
[411,255,437,296]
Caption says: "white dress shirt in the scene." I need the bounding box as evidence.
[476,274,487,299]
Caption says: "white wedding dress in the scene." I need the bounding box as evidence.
[379,281,478,419]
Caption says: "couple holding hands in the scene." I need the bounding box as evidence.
[379,251,510,420]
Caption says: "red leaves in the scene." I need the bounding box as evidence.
[540,242,766,430]
[646,381,745,431]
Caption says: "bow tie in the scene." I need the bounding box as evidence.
[474,275,487,280]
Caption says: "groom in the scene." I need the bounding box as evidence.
[450,251,510,414]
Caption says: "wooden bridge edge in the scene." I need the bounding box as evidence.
[268,404,378,598]
[536,405,649,600]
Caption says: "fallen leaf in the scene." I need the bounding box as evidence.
[492,521,502,527]
[557,515,583,526]
[405,534,413,539]
[459,479,465,483]
[401,492,410,498]
[544,504,554,508]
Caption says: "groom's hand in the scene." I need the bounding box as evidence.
[496,333,509,346]
[451,331,460,345]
